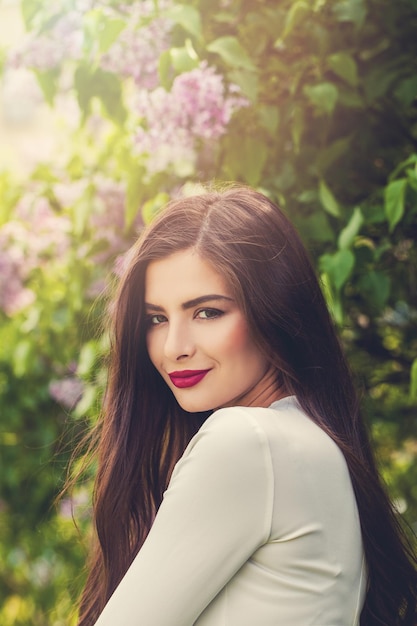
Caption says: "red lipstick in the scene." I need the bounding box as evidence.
[168,369,210,388]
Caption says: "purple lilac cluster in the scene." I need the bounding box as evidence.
[0,229,35,316]
[134,63,248,176]
[8,11,84,71]
[53,176,131,262]
[100,1,173,90]
[89,176,129,262]
[59,487,91,519]
[0,196,71,316]
[49,376,84,409]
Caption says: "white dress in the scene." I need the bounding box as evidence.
[94,396,367,625]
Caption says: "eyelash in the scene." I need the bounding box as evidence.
[147,314,167,326]
[146,308,224,326]
[195,308,224,320]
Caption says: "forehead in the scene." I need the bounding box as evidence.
[144,249,231,303]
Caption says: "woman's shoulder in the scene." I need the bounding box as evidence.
[185,396,306,460]
[200,395,305,439]
[195,396,344,468]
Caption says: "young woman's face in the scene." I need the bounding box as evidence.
[145,248,273,413]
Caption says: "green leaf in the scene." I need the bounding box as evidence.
[21,0,44,28]
[142,192,170,226]
[73,384,97,418]
[338,207,363,249]
[12,341,32,378]
[357,271,390,311]
[126,166,146,228]
[319,180,341,217]
[298,213,334,243]
[228,69,259,102]
[77,341,98,377]
[320,272,343,324]
[282,1,310,39]
[389,154,417,180]
[97,17,126,54]
[74,66,126,124]
[384,178,407,232]
[207,36,256,71]
[170,45,199,73]
[363,64,398,103]
[257,105,279,133]
[410,358,417,403]
[333,0,367,26]
[158,49,173,89]
[327,52,358,87]
[291,106,304,152]
[72,196,92,236]
[165,4,203,41]
[394,76,417,108]
[319,249,355,291]
[316,135,352,173]
[34,69,60,106]
[243,138,268,186]
[304,83,338,115]
[224,136,267,186]
[74,65,95,116]
[0,174,19,225]
[337,88,364,109]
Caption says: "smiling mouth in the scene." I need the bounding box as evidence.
[168,369,211,388]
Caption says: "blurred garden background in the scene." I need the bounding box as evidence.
[0,0,416,623]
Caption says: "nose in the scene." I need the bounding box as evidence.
[163,319,196,362]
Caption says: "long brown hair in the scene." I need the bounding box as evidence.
[77,186,417,625]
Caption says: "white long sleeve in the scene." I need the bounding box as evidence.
[93,398,367,626]
[94,406,274,625]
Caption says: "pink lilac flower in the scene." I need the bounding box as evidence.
[134,63,248,176]
[14,196,71,259]
[49,376,84,409]
[0,194,71,316]
[89,176,130,262]
[59,488,90,520]
[8,11,83,71]
[0,232,35,316]
[100,3,172,90]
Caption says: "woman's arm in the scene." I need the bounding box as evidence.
[93,407,274,626]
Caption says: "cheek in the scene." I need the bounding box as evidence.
[216,316,257,358]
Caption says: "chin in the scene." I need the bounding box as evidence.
[171,392,214,414]
[177,400,214,414]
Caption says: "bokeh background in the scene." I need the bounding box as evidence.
[1,0,416,623]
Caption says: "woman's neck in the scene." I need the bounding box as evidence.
[227,366,287,409]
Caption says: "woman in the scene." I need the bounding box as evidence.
[77,186,417,625]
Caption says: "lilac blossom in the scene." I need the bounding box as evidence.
[0,231,35,316]
[8,11,83,72]
[89,176,130,262]
[134,63,248,176]
[54,176,134,263]
[14,196,71,259]
[59,487,90,520]
[0,195,71,316]
[100,2,173,90]
[49,376,84,409]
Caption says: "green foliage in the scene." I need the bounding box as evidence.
[1,0,417,622]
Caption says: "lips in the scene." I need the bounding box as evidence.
[168,369,211,388]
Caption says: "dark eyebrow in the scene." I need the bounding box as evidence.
[145,294,234,312]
